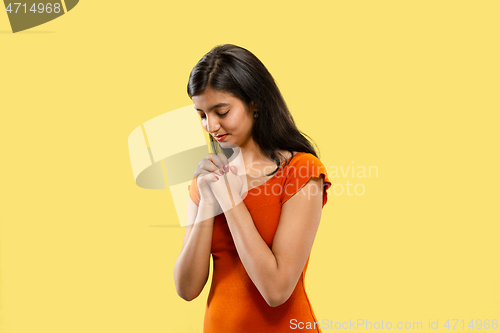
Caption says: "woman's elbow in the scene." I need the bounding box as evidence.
[263,287,293,308]
[174,268,203,302]
[266,298,283,308]
[265,294,290,308]
[174,278,202,301]
[176,288,199,302]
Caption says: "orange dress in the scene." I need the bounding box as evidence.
[188,152,332,333]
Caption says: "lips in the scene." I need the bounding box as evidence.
[215,134,228,142]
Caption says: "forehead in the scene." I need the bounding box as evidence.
[192,88,243,111]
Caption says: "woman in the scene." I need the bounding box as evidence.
[174,44,332,333]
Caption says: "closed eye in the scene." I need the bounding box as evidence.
[200,110,230,119]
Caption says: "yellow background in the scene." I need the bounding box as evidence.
[1,1,499,332]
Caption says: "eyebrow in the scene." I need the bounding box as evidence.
[195,103,230,113]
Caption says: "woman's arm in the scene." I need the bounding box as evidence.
[173,199,219,301]
[223,177,324,307]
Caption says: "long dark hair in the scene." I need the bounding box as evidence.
[187,44,320,177]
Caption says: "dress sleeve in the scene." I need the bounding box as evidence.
[280,153,332,208]
[187,176,201,207]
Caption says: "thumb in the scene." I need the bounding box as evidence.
[230,166,237,175]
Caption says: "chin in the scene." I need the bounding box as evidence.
[219,140,239,149]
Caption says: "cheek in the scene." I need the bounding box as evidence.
[224,116,244,131]
[223,121,235,131]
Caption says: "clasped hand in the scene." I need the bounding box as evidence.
[194,151,247,213]
[209,163,244,212]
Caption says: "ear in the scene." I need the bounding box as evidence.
[250,101,258,112]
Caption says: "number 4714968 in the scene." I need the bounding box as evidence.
[5,3,61,14]
[443,319,498,329]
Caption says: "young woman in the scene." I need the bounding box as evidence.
[174,44,332,333]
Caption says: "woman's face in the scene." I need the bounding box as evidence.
[192,87,256,149]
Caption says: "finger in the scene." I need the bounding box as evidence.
[194,168,202,178]
[199,157,217,173]
[197,154,216,173]
[207,153,224,173]
[195,168,220,181]
[206,153,226,174]
[216,153,231,173]
[194,167,215,178]
[194,168,209,178]
[209,152,231,175]
[214,153,230,173]
[199,159,222,175]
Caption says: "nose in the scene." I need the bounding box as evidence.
[206,114,220,134]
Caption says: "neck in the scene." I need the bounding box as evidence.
[237,136,270,167]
